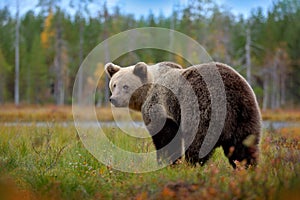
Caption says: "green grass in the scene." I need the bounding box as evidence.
[0,124,299,200]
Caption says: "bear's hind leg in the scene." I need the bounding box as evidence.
[185,149,213,166]
[222,143,258,168]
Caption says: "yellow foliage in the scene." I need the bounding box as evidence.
[175,54,185,67]
[135,191,148,200]
[95,63,104,77]
[95,63,106,89]
[41,10,55,49]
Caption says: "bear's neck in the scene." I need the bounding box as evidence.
[128,66,163,111]
[129,84,151,111]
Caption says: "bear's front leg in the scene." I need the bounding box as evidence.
[151,118,182,165]
[142,104,182,165]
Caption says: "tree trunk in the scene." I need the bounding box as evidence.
[14,0,20,106]
[280,71,286,107]
[169,6,175,60]
[245,27,251,86]
[103,7,110,106]
[271,59,279,109]
[77,3,84,103]
[262,70,269,111]
[104,39,110,106]
[0,76,3,104]
[54,15,64,105]
[77,17,84,104]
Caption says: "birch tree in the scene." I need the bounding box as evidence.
[14,0,20,105]
[70,0,91,104]
[245,26,251,85]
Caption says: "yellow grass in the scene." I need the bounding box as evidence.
[0,104,142,122]
[277,127,300,142]
[1,105,300,122]
[263,109,300,122]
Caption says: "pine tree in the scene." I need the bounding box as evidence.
[0,48,12,103]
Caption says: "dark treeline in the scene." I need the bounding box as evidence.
[0,0,299,109]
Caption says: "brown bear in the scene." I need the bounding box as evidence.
[105,61,261,168]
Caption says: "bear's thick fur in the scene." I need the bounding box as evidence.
[105,62,261,168]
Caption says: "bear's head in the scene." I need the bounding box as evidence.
[105,62,150,110]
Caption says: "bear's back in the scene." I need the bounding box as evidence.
[181,62,261,137]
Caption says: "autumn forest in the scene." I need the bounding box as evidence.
[0,0,299,109]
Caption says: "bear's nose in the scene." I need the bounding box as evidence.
[110,97,117,105]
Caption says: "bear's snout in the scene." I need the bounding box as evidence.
[109,97,118,106]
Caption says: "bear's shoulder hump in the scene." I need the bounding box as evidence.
[158,62,183,69]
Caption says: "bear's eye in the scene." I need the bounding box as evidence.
[113,84,116,88]
[123,85,129,90]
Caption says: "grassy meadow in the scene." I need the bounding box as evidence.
[0,105,300,199]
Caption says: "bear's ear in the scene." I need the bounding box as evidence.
[133,62,147,81]
[105,63,121,78]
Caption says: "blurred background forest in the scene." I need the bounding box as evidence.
[0,0,299,110]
